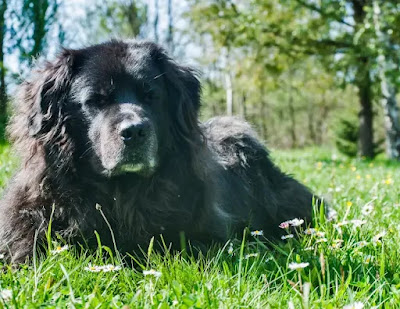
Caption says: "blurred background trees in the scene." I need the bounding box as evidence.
[1,0,400,160]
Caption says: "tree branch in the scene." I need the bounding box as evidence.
[294,0,355,27]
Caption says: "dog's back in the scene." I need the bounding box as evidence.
[202,116,315,237]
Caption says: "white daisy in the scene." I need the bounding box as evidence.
[51,245,69,254]
[227,243,234,255]
[361,203,374,216]
[372,231,386,245]
[279,221,290,229]
[330,239,344,249]
[250,230,264,236]
[84,264,104,272]
[343,301,364,309]
[143,269,162,278]
[288,262,309,270]
[245,253,259,259]
[0,289,12,301]
[281,234,294,240]
[102,264,122,272]
[288,218,304,227]
[363,255,374,264]
[350,219,367,228]
[354,241,368,248]
[304,228,316,235]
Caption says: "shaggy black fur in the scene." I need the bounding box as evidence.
[0,40,318,263]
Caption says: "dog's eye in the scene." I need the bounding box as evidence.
[143,88,159,103]
[86,95,108,108]
[144,89,155,101]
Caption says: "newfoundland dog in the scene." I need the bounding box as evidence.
[0,40,318,263]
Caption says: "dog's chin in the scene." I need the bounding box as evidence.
[102,159,158,178]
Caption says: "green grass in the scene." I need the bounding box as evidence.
[0,146,400,308]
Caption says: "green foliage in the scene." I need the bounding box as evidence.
[83,0,148,43]
[97,0,147,38]
[335,115,359,157]
[0,146,400,306]
[17,0,59,63]
[186,0,400,158]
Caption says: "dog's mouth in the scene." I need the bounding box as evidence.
[98,139,159,177]
[105,157,158,177]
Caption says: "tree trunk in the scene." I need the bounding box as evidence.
[373,0,400,159]
[240,91,247,118]
[380,78,400,158]
[288,84,297,148]
[353,0,374,158]
[31,0,49,59]
[225,70,233,116]
[307,107,316,144]
[0,0,7,141]
[258,86,267,140]
[167,0,173,53]
[223,50,233,116]
[356,63,374,158]
[153,0,159,43]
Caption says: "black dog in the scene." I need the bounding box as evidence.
[0,40,317,263]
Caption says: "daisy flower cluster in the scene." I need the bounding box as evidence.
[279,218,304,229]
[279,218,305,240]
[84,264,122,273]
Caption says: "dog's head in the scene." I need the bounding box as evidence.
[14,40,202,177]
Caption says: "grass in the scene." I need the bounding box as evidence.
[0,145,399,308]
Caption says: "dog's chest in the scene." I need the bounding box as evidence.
[91,178,203,242]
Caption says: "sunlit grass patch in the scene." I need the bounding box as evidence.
[0,146,399,307]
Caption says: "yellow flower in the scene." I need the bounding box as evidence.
[316,162,323,170]
[346,201,353,207]
[384,178,393,185]
[351,166,357,172]
[356,175,361,180]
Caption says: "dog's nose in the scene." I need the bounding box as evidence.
[119,121,148,144]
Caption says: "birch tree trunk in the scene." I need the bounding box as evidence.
[224,50,233,116]
[373,1,400,159]
[225,71,233,116]
[0,0,7,141]
[153,0,159,43]
[379,76,400,158]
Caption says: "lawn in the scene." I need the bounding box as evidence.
[0,145,399,308]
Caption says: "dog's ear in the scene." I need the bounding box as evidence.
[25,49,81,137]
[153,47,202,143]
